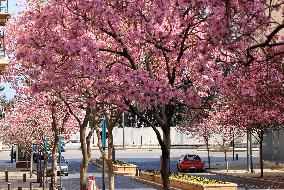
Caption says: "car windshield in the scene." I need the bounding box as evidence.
[184,155,200,161]
[47,156,66,163]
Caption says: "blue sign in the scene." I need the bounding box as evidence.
[102,117,107,148]
[58,135,62,153]
[45,137,49,152]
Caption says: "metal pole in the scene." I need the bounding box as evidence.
[101,117,106,190]
[102,147,105,190]
[58,134,62,189]
[39,150,42,187]
[59,152,62,189]
[232,134,235,161]
[122,112,125,149]
[37,145,40,183]
[250,130,254,173]
[7,182,11,190]
[30,182,33,190]
[247,129,250,172]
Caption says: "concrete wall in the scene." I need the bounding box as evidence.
[70,127,248,147]
[263,128,284,161]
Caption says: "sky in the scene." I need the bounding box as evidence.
[1,0,25,100]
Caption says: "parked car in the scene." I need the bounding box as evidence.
[47,155,69,176]
[177,154,205,172]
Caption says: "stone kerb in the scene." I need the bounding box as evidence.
[139,171,238,190]
[92,159,137,176]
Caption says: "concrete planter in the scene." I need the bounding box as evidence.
[93,159,137,176]
[140,171,238,190]
[113,164,137,176]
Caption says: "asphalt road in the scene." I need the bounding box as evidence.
[2,148,283,189]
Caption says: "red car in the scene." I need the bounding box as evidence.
[177,154,205,172]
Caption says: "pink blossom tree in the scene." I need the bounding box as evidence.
[0,93,79,189]
[5,0,284,189]
[220,60,284,176]
[179,109,215,169]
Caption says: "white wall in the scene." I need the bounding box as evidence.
[70,127,247,147]
[263,128,284,161]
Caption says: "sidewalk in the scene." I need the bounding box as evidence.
[208,160,284,189]
[0,162,42,190]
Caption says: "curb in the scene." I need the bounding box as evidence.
[209,171,284,186]
[130,176,181,190]
[90,160,137,176]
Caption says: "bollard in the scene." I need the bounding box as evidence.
[236,153,239,161]
[49,182,52,190]
[30,182,33,190]
[7,182,11,190]
[23,173,27,182]
[5,170,8,182]
[18,187,22,190]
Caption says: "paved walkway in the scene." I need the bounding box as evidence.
[2,149,284,190]
[0,160,41,190]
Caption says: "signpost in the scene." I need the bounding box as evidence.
[58,135,62,190]
[45,137,49,152]
[101,117,107,190]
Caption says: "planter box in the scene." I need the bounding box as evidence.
[113,164,137,176]
[93,159,137,176]
[140,172,238,190]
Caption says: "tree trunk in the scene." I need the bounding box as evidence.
[51,135,58,190]
[259,130,264,177]
[80,125,89,190]
[205,138,210,169]
[106,158,115,190]
[160,126,171,190]
[127,104,173,190]
[107,130,115,190]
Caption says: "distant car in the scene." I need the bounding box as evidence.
[47,155,69,176]
[177,154,205,172]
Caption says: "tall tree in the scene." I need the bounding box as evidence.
[5,1,284,188]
